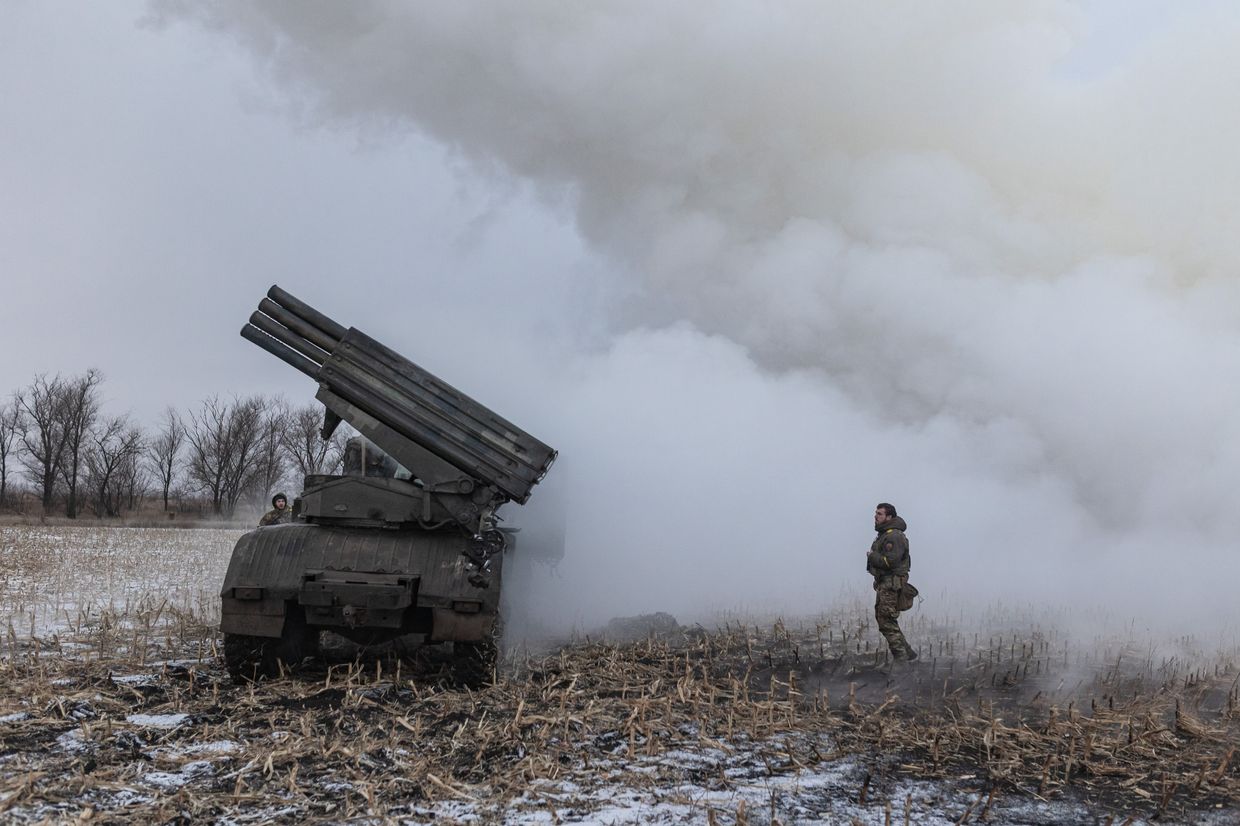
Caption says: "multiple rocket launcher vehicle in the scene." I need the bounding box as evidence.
[219,286,557,681]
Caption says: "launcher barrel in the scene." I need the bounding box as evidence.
[241,285,556,505]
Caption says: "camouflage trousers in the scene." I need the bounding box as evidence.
[874,576,915,660]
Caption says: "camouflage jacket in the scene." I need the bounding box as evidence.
[258,508,290,527]
[867,516,910,583]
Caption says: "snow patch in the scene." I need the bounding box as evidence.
[147,739,239,760]
[56,729,92,754]
[142,771,189,790]
[125,713,189,729]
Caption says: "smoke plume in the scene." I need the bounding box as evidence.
[150,1,1240,634]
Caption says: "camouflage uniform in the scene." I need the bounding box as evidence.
[867,515,916,660]
[259,493,291,527]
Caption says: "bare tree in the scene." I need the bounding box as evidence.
[146,406,185,512]
[184,397,229,516]
[281,404,347,481]
[57,369,103,518]
[16,374,70,511]
[222,397,271,515]
[118,447,149,512]
[184,395,269,517]
[85,415,144,517]
[250,398,289,509]
[0,400,22,509]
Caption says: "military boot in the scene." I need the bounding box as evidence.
[893,645,918,662]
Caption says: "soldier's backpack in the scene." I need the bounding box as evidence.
[897,582,920,612]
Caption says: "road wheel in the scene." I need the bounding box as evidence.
[449,617,501,688]
[223,608,318,682]
[223,633,277,681]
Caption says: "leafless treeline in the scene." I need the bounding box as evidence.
[0,370,348,519]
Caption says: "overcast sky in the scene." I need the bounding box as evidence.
[4,1,1239,633]
[2,1,610,421]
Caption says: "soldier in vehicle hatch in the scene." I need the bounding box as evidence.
[867,502,918,661]
[342,436,400,478]
[259,493,291,527]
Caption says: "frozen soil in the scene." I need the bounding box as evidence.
[0,622,1235,825]
[0,526,1236,824]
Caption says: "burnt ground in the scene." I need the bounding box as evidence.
[0,614,1236,824]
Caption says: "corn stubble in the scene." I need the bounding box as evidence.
[0,526,1236,823]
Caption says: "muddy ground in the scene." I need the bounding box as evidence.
[0,615,1236,824]
[0,526,1236,824]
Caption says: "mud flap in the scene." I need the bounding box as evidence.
[220,596,287,638]
[429,608,493,642]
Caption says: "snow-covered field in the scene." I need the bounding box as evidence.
[0,526,1236,824]
[0,525,240,637]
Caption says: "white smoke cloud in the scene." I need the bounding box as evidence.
[149,1,1240,633]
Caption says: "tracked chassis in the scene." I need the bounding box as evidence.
[220,286,555,684]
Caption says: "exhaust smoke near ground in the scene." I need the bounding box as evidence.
[151,2,1240,633]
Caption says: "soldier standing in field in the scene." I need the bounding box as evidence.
[259,492,291,526]
[868,502,917,661]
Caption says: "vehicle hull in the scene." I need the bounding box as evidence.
[219,523,502,643]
